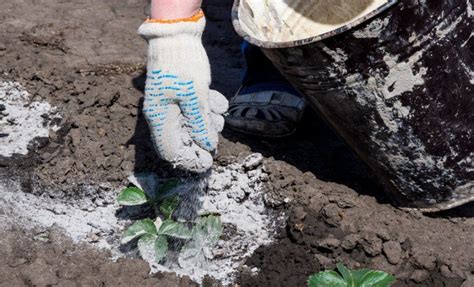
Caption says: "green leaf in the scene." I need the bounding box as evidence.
[122,219,157,244]
[337,263,355,285]
[156,178,180,195]
[154,235,169,262]
[159,195,179,219]
[309,264,395,287]
[137,233,157,262]
[351,269,373,284]
[359,271,396,287]
[193,215,223,245]
[308,271,347,287]
[158,219,193,239]
[117,187,148,206]
[137,234,169,263]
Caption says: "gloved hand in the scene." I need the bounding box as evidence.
[138,12,228,173]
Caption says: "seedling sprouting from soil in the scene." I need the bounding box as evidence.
[117,179,223,263]
[308,263,395,287]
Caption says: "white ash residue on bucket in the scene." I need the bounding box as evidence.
[237,0,389,43]
[0,80,61,157]
[132,153,284,285]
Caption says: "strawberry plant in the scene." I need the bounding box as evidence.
[121,217,192,262]
[117,178,180,209]
[308,263,395,287]
[117,179,223,263]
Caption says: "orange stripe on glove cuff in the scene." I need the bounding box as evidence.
[145,10,204,24]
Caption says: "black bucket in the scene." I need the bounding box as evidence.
[232,0,473,211]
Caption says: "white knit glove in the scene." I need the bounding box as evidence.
[138,14,228,173]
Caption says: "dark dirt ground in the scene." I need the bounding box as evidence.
[0,0,473,286]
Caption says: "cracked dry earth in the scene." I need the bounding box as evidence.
[0,0,473,286]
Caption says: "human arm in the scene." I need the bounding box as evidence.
[138,0,228,173]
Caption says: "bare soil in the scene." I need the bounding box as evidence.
[0,226,204,287]
[0,0,472,286]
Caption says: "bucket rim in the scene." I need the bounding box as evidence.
[231,0,398,49]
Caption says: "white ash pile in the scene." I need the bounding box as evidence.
[133,153,284,285]
[0,80,60,157]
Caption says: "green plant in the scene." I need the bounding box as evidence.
[117,178,180,208]
[308,263,395,287]
[192,213,224,246]
[121,217,193,262]
[117,180,223,263]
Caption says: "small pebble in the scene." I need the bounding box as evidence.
[243,153,263,170]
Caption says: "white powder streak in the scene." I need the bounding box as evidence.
[0,80,60,157]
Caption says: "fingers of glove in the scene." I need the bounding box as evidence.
[180,102,218,152]
[210,113,225,133]
[178,88,217,152]
[144,103,213,173]
[209,89,229,115]
[204,113,220,149]
[142,97,172,156]
[173,134,213,173]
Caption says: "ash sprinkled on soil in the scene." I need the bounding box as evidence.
[0,80,61,157]
[130,154,284,285]
[0,154,284,285]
